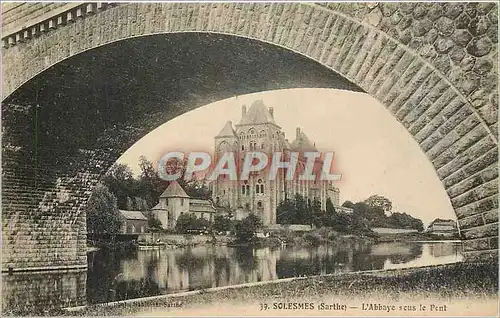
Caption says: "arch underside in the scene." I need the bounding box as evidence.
[1,3,497,270]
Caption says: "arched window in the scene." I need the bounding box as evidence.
[242,145,245,151]
[249,128,256,136]
[259,130,266,137]
[218,141,230,153]
[261,142,265,149]
[250,140,257,150]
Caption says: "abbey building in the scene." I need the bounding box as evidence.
[212,100,343,225]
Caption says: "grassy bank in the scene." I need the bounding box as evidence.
[63,259,498,316]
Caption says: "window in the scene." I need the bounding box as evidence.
[256,179,264,194]
[141,226,145,233]
[259,130,266,137]
[250,140,257,150]
[223,189,226,195]
[261,142,265,149]
[241,185,246,195]
[242,145,245,151]
[166,198,168,206]
[257,201,263,208]
[181,198,184,206]
[246,185,250,194]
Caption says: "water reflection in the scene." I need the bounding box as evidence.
[87,241,463,304]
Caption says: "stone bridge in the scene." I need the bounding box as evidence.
[1,2,498,271]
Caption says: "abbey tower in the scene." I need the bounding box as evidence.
[212,100,341,225]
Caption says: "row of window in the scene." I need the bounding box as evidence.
[241,184,265,195]
[240,129,267,139]
[123,222,146,234]
[242,141,266,151]
[164,198,185,206]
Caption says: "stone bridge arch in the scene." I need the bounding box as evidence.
[1,2,497,270]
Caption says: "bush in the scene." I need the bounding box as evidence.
[234,214,263,243]
[302,232,322,246]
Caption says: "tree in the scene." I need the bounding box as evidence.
[137,156,169,207]
[175,214,198,234]
[183,180,212,199]
[102,163,136,210]
[276,198,296,224]
[146,213,163,230]
[342,200,355,209]
[364,195,393,213]
[326,198,336,214]
[175,214,211,233]
[234,214,263,242]
[213,215,234,233]
[86,184,122,235]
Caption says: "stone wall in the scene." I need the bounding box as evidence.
[1,269,87,315]
[1,2,497,270]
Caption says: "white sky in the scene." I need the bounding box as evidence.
[117,88,456,226]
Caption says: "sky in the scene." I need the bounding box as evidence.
[117,88,456,227]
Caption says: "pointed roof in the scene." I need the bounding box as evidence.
[291,130,317,152]
[151,202,164,210]
[215,121,236,138]
[159,181,190,198]
[237,100,278,126]
[119,210,148,220]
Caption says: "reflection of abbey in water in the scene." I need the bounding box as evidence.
[212,100,344,225]
[94,242,462,301]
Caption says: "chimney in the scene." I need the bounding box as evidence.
[296,127,301,140]
[242,105,247,118]
[269,107,274,118]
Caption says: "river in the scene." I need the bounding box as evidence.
[1,241,463,314]
[86,241,463,305]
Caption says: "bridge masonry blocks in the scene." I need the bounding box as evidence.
[1,2,498,268]
[1,101,114,270]
[318,2,498,136]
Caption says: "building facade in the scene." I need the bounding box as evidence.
[152,181,216,230]
[426,219,458,237]
[118,210,149,234]
[212,100,342,225]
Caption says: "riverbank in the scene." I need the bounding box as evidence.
[374,231,460,243]
[64,259,498,316]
